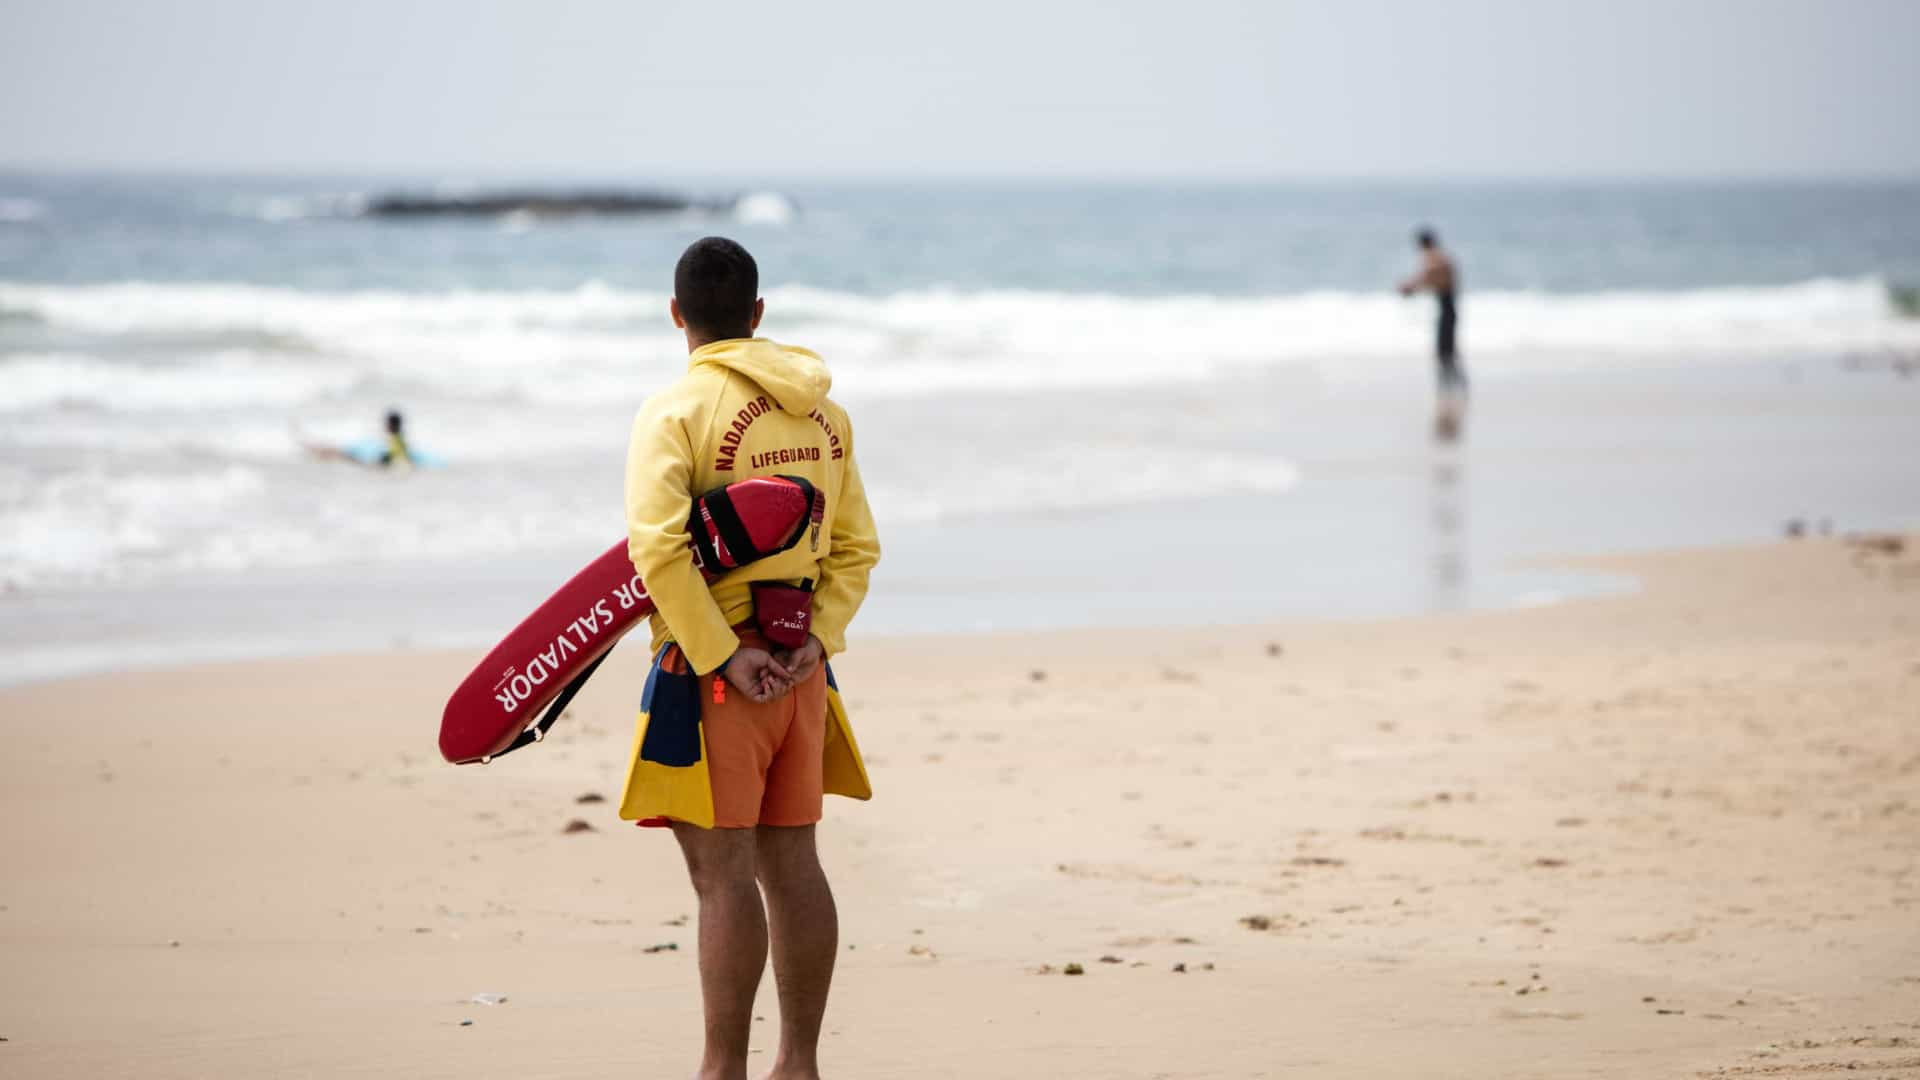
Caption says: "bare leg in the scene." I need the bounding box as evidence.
[755,825,837,1080]
[672,823,767,1080]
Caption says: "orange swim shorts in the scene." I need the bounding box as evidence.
[702,630,829,829]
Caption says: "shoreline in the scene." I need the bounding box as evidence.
[0,526,1641,690]
[2,535,1915,1077]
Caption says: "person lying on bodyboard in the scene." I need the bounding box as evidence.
[296,409,434,468]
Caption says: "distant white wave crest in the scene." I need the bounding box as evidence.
[732,191,797,226]
[0,197,47,223]
[1,276,1914,420]
[233,192,368,222]
[0,352,360,414]
[4,274,1910,379]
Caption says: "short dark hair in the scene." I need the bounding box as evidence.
[1415,227,1438,249]
[385,409,404,434]
[674,237,759,337]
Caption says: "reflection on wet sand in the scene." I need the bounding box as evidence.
[1429,454,1466,609]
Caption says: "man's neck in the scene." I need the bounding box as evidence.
[684,329,753,354]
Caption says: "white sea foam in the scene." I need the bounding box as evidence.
[2,274,1913,587]
[0,352,360,413]
[0,198,46,223]
[733,191,797,226]
[0,465,267,582]
[3,277,1909,399]
[234,191,367,222]
[0,439,1298,588]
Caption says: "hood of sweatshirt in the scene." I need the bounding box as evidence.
[689,338,831,417]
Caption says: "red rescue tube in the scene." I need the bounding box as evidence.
[439,476,812,764]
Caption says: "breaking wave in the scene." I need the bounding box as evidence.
[2,274,1912,588]
[1,276,1912,409]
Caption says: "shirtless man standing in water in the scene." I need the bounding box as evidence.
[1399,227,1467,432]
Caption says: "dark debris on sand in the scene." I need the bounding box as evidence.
[562,819,596,834]
[1848,533,1907,557]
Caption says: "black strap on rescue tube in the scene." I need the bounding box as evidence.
[690,485,760,571]
[686,475,819,571]
[488,650,612,761]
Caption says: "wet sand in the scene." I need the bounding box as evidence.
[1,536,1917,1078]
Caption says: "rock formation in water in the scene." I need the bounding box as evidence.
[363,190,701,219]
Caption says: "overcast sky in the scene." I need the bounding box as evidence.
[4,0,1916,179]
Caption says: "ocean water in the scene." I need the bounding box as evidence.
[2,173,1918,677]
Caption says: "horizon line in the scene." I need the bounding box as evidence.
[4,162,1919,187]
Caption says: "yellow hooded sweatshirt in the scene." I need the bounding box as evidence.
[625,338,881,676]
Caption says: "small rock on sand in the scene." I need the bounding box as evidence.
[1265,642,1284,658]
[1098,955,1122,964]
[1172,962,1187,973]
[1062,963,1085,976]
[1240,915,1273,931]
[1849,533,1906,556]
[575,793,606,804]
[643,942,678,954]
[562,819,596,834]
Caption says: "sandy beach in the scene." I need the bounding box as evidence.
[2,534,1915,1078]
[7,7,1920,1077]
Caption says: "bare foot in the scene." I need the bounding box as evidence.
[756,1062,822,1080]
